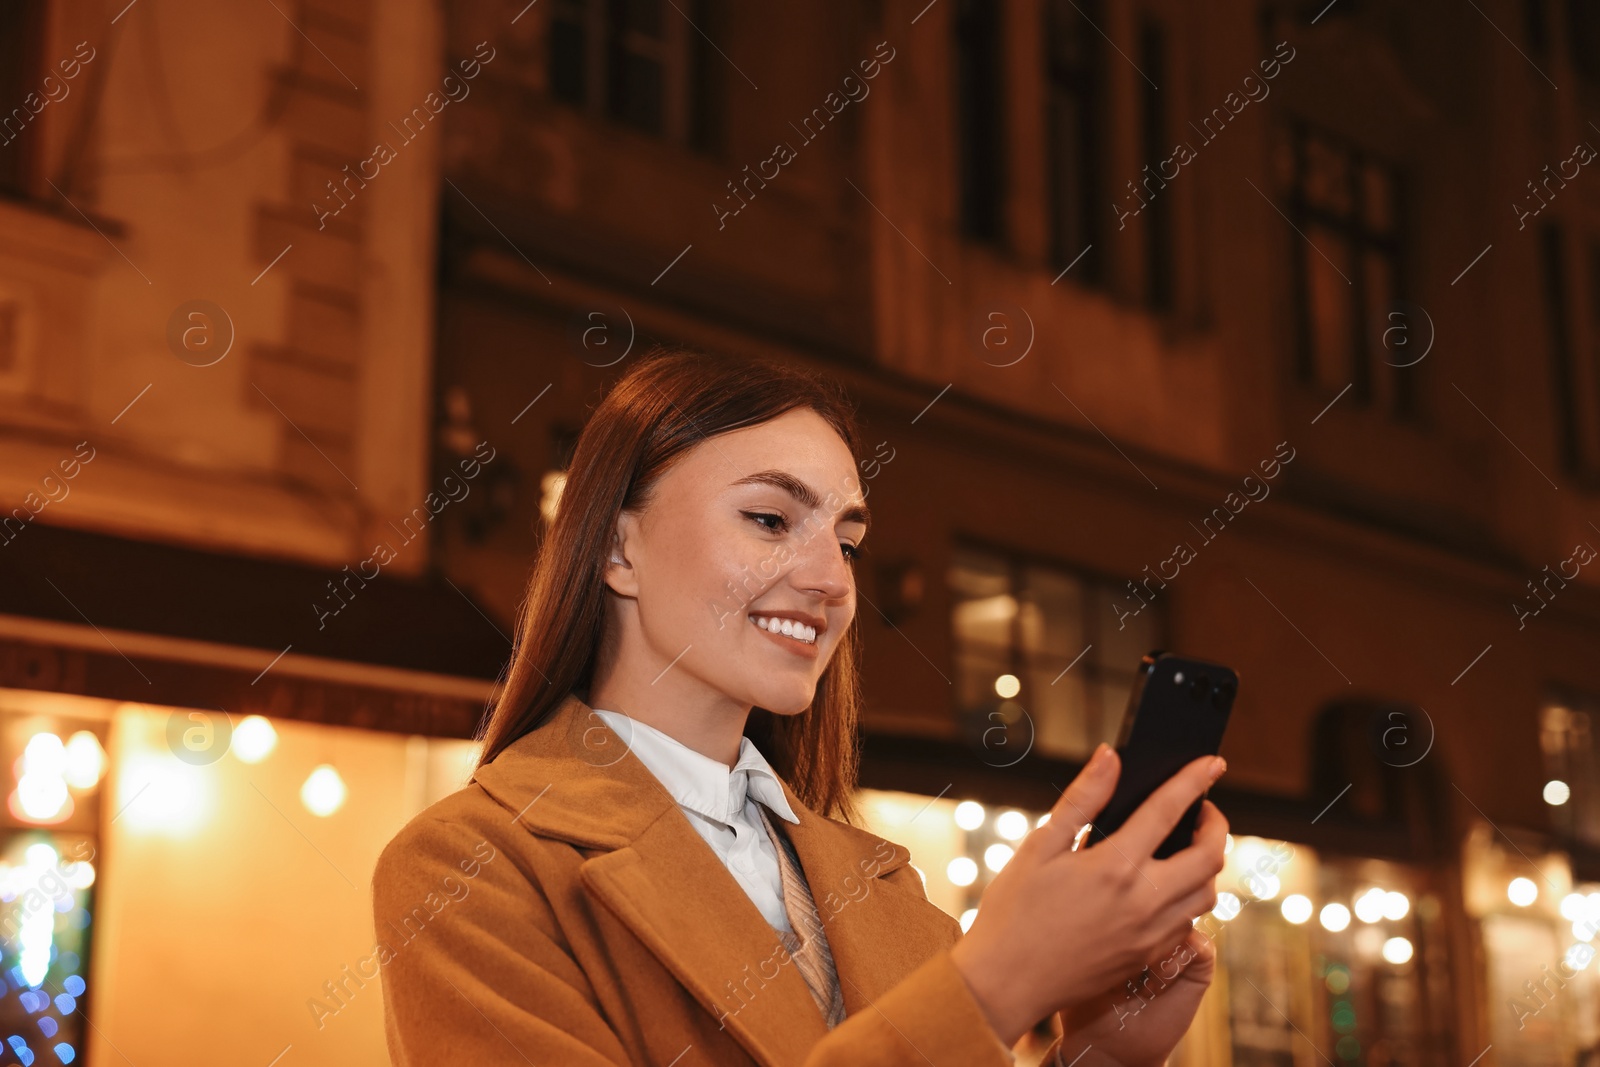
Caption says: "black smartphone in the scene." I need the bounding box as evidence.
[1083,651,1237,859]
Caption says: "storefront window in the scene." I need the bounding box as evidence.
[0,702,105,1067]
[949,542,1161,761]
[1464,821,1600,1065]
[858,790,1447,1067]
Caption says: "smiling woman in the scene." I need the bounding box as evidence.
[371,346,1230,1066]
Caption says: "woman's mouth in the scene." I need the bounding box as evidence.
[749,614,819,658]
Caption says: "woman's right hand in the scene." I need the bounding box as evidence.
[948,744,1228,1048]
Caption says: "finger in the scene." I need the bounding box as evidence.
[1112,754,1225,858]
[1032,743,1120,857]
[1155,800,1229,892]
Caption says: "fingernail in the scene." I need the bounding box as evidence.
[1208,757,1227,784]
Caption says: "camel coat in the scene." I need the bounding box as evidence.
[372,691,1065,1065]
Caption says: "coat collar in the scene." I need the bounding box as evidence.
[471,692,955,1067]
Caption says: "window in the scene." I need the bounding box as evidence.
[547,0,722,151]
[0,1,46,199]
[1284,122,1411,414]
[1567,0,1600,82]
[1539,224,1585,475]
[954,0,1005,244]
[1542,693,1600,850]
[1044,0,1107,285]
[949,541,1161,760]
[1138,18,1173,311]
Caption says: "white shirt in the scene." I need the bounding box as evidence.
[593,707,1020,1062]
[591,707,800,933]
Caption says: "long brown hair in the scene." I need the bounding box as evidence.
[473,345,868,825]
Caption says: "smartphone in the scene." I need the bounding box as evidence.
[1083,651,1237,859]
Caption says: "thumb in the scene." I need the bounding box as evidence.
[1036,743,1119,856]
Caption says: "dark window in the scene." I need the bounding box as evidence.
[1045,0,1107,285]
[1525,0,1550,54]
[686,0,725,154]
[549,0,589,105]
[1543,693,1600,850]
[0,1,45,199]
[954,0,1005,244]
[1286,122,1411,414]
[1138,18,1173,311]
[1567,0,1600,82]
[950,541,1161,761]
[1539,224,1582,474]
[546,0,717,150]
[607,0,665,134]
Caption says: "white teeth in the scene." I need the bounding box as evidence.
[751,615,816,644]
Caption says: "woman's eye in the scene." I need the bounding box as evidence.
[745,511,787,534]
[841,542,863,563]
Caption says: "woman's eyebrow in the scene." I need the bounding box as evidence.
[731,469,871,532]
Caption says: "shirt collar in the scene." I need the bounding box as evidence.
[589,708,799,827]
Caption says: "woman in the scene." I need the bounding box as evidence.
[372,347,1229,1066]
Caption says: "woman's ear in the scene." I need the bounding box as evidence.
[603,512,640,597]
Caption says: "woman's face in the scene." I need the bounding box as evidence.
[606,407,869,716]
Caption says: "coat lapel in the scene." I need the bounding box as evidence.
[471,692,956,1067]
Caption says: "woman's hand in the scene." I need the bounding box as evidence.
[1054,804,1227,1067]
[949,745,1228,1049]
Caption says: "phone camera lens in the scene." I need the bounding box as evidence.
[1190,674,1212,700]
[1212,680,1236,710]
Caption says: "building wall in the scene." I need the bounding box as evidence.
[0,0,443,572]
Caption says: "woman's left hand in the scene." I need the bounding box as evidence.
[1052,922,1218,1067]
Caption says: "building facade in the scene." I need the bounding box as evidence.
[0,0,1597,1063]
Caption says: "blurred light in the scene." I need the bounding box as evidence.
[954,801,986,831]
[959,908,978,933]
[1508,877,1538,907]
[62,733,104,789]
[1224,833,1234,854]
[1381,936,1413,964]
[947,857,978,887]
[995,811,1030,841]
[910,864,926,889]
[232,717,278,764]
[993,674,1021,699]
[1563,893,1586,921]
[1281,894,1313,924]
[1566,943,1595,972]
[1320,903,1352,932]
[983,843,1014,872]
[1354,888,1387,924]
[1383,891,1410,921]
[1573,919,1597,944]
[1544,779,1571,806]
[118,753,210,835]
[23,733,65,777]
[61,862,93,891]
[53,1044,75,1065]
[1213,892,1241,921]
[1247,872,1281,901]
[11,775,71,824]
[300,765,347,817]
[1035,812,1051,828]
